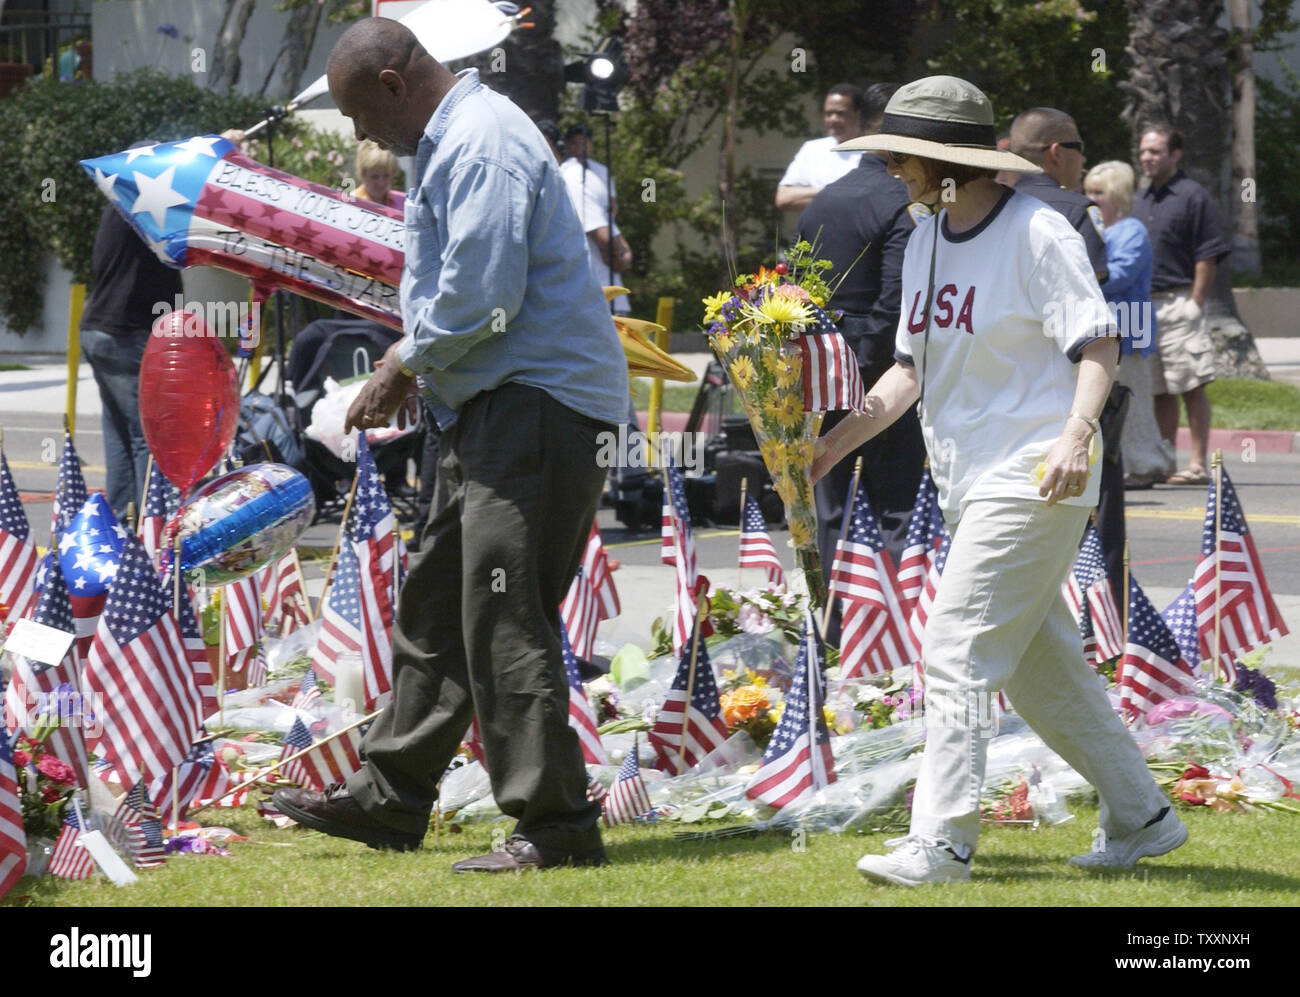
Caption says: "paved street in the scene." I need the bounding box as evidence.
[5,349,1298,665]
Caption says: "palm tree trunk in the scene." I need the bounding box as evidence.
[1228,0,1261,276]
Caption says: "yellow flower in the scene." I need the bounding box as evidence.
[751,674,768,688]
[756,295,812,327]
[775,355,801,389]
[789,516,811,549]
[759,436,783,471]
[761,350,784,376]
[729,355,756,392]
[777,393,805,429]
[768,703,785,725]
[762,396,784,424]
[711,330,735,355]
[702,291,731,323]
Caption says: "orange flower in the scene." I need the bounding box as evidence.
[721,685,770,729]
[773,283,811,302]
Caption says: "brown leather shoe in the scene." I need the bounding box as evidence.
[272,783,423,852]
[450,834,608,873]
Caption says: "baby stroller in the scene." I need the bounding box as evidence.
[283,317,424,520]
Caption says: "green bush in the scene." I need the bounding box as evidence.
[0,69,361,334]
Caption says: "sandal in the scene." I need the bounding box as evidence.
[1165,467,1210,486]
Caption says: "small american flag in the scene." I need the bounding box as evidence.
[112,781,167,869]
[293,668,321,710]
[739,493,784,586]
[352,433,399,604]
[0,729,26,901]
[1192,469,1289,679]
[649,639,728,774]
[138,461,179,563]
[0,452,38,622]
[1063,524,1123,666]
[896,473,943,619]
[311,523,392,707]
[83,533,205,787]
[560,522,620,661]
[300,725,364,788]
[746,608,836,809]
[603,735,652,826]
[907,531,951,682]
[49,805,95,879]
[169,571,220,720]
[586,773,608,803]
[223,575,264,683]
[797,306,865,413]
[562,619,608,765]
[278,718,318,789]
[1119,573,1196,719]
[2,553,89,789]
[149,738,229,825]
[660,459,705,656]
[258,550,312,636]
[831,483,910,678]
[51,428,87,541]
[1161,584,1201,672]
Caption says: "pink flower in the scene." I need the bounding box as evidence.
[36,755,76,785]
[40,785,62,804]
[13,750,30,768]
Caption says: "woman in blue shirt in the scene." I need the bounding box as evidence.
[1085,161,1172,488]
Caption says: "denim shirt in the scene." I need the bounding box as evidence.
[1101,216,1157,357]
[397,69,629,430]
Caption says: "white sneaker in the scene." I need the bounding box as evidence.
[1069,807,1187,869]
[856,834,972,887]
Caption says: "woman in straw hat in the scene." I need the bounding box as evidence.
[814,76,1184,886]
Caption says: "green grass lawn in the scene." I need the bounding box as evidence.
[1175,378,1300,431]
[8,802,1297,907]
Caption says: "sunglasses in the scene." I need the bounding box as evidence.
[886,151,911,166]
[1056,140,1085,153]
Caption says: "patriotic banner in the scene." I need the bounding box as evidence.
[739,493,784,586]
[746,609,836,809]
[49,806,95,880]
[0,730,27,901]
[797,307,865,413]
[1192,470,1289,679]
[80,138,404,329]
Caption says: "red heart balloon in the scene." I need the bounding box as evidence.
[140,311,240,491]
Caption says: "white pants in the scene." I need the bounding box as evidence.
[909,498,1167,853]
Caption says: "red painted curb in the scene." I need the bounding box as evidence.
[1175,427,1297,455]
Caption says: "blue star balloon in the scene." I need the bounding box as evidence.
[58,493,127,598]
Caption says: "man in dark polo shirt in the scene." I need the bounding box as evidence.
[798,82,924,644]
[1009,107,1125,606]
[1135,124,1230,485]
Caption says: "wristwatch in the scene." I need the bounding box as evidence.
[396,356,417,378]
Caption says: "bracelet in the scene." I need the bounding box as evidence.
[396,357,418,378]
[1068,411,1101,436]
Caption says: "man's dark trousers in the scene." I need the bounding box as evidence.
[348,382,612,853]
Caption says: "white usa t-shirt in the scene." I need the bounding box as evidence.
[894,188,1114,517]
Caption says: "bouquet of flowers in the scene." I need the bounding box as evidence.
[703,241,840,609]
[13,732,79,840]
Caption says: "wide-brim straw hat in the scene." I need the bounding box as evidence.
[838,75,1040,174]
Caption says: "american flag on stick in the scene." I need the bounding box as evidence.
[603,735,653,826]
[0,452,39,623]
[1119,573,1197,719]
[739,493,784,586]
[49,805,95,880]
[562,619,608,765]
[1192,467,1288,680]
[50,427,87,541]
[831,482,910,678]
[660,459,708,656]
[83,533,205,787]
[746,608,836,809]
[648,626,728,775]
[896,473,943,621]
[222,575,264,683]
[2,553,89,789]
[311,519,392,707]
[138,460,179,564]
[258,550,312,636]
[0,730,25,901]
[1063,524,1124,666]
[561,521,620,661]
[149,738,229,826]
[111,781,167,869]
[797,306,865,413]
